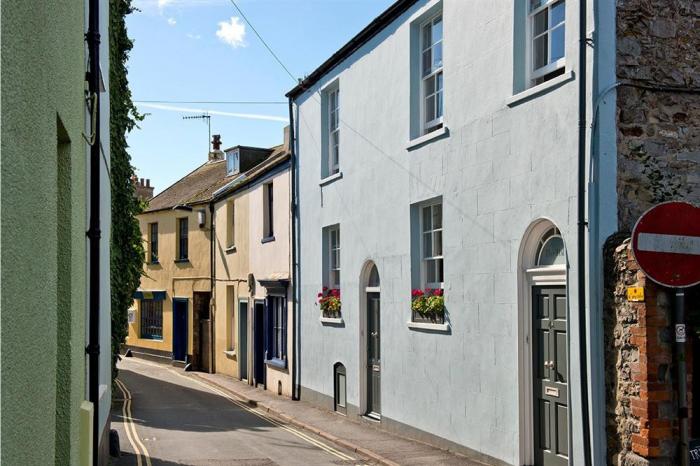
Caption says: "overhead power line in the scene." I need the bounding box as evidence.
[134,100,287,105]
[229,0,297,83]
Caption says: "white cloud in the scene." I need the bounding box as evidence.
[186,33,201,40]
[167,17,177,26]
[216,17,246,48]
[135,103,288,123]
[158,0,174,8]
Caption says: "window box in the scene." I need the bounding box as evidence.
[407,321,451,333]
[411,288,445,324]
[318,288,341,318]
[320,316,345,326]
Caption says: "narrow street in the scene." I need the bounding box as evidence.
[111,358,369,466]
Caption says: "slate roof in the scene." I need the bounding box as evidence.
[144,143,290,214]
[144,159,231,213]
[212,144,290,201]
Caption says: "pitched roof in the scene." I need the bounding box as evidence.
[213,144,290,201]
[144,159,231,213]
[286,0,418,99]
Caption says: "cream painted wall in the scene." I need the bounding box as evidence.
[213,162,293,396]
[128,207,212,356]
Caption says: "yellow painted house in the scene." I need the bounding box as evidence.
[212,129,293,396]
[126,139,235,369]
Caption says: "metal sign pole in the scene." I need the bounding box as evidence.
[677,289,688,466]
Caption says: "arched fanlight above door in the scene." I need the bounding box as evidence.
[535,227,566,267]
[367,264,380,288]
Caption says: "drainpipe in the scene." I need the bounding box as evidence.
[210,201,215,374]
[85,0,102,462]
[577,0,592,464]
[288,97,299,401]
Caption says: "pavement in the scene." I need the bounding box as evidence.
[112,356,485,466]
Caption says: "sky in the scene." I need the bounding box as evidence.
[127,0,395,194]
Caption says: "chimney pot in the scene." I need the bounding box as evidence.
[146,179,150,187]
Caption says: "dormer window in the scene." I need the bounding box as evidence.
[226,149,240,176]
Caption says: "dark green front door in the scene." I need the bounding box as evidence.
[533,287,568,466]
[367,292,381,418]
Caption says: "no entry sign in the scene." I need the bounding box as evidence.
[631,201,700,288]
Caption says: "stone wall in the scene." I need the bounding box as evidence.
[604,236,695,465]
[616,0,700,231]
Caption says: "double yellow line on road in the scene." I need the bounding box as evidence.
[125,358,357,463]
[115,378,152,466]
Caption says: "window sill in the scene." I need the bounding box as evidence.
[265,358,287,370]
[225,245,237,254]
[261,236,275,244]
[506,70,575,107]
[320,316,344,326]
[223,350,236,358]
[148,261,160,266]
[407,321,451,333]
[174,259,190,264]
[319,171,343,187]
[406,126,449,151]
[140,337,164,342]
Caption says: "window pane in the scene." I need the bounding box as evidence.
[423,232,433,258]
[422,22,432,50]
[530,0,546,11]
[533,34,548,70]
[534,9,548,35]
[437,258,444,283]
[422,206,432,232]
[436,89,443,120]
[432,17,443,44]
[334,249,340,269]
[550,1,565,26]
[550,25,565,62]
[425,95,436,123]
[426,259,436,283]
[433,42,443,70]
[434,230,443,256]
[432,203,442,229]
[422,49,432,77]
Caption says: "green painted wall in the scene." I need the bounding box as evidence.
[1,1,87,464]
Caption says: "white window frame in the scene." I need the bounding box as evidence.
[326,86,340,175]
[420,13,444,135]
[527,0,566,84]
[226,149,240,176]
[327,226,340,289]
[420,202,443,289]
[226,200,235,248]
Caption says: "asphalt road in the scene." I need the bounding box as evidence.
[111,358,367,466]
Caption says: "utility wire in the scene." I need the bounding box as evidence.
[134,100,287,105]
[229,0,298,83]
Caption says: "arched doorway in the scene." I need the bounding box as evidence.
[517,221,569,466]
[360,262,381,419]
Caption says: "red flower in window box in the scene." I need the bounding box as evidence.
[318,288,341,318]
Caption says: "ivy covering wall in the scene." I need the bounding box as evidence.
[109,0,144,381]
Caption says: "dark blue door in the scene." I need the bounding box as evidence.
[173,299,188,362]
[253,301,266,387]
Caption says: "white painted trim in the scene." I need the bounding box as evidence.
[406,125,448,150]
[506,70,574,107]
[365,286,380,293]
[319,316,344,325]
[517,219,570,466]
[319,171,343,187]
[223,350,236,357]
[407,321,450,332]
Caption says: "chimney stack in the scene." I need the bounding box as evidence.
[209,134,225,162]
[133,176,155,202]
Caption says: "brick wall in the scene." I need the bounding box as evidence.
[604,236,694,465]
[616,0,700,231]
